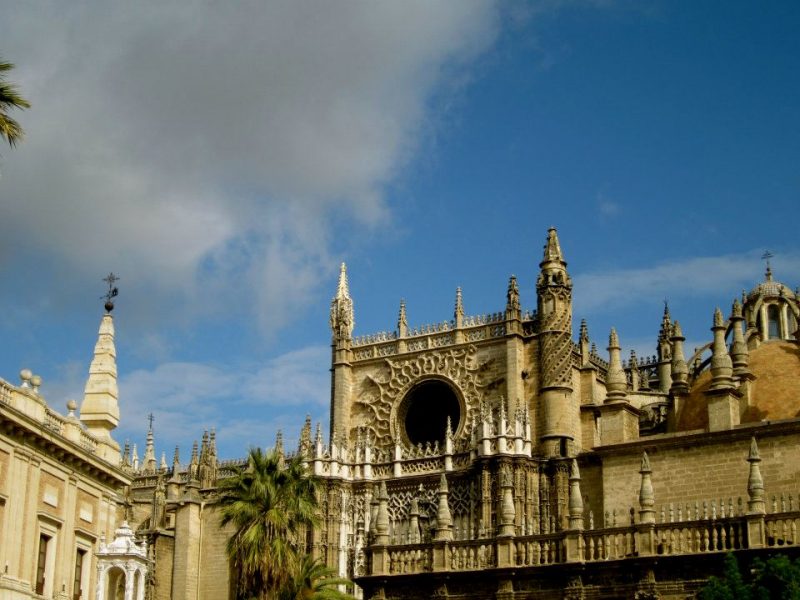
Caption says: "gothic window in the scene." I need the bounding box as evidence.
[768,305,781,339]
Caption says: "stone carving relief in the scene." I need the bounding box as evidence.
[352,346,485,451]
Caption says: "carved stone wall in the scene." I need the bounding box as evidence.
[349,345,489,451]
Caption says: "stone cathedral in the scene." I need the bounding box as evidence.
[2,228,800,600]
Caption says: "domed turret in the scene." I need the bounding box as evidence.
[743,261,799,343]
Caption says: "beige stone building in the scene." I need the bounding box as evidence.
[3,227,800,599]
[0,310,139,600]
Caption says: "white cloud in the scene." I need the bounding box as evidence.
[114,345,330,458]
[574,250,800,314]
[0,2,500,334]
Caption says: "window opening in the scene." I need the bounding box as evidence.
[36,533,50,595]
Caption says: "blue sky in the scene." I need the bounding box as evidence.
[1,1,798,459]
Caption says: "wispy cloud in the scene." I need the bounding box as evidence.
[574,250,800,314]
[596,193,620,217]
[68,344,333,459]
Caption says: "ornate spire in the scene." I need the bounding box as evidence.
[629,349,640,392]
[498,466,516,536]
[542,226,565,264]
[710,308,734,390]
[374,482,390,544]
[579,319,589,343]
[747,437,765,514]
[454,287,464,327]
[397,299,408,338]
[639,452,655,524]
[538,227,572,290]
[659,302,672,343]
[568,459,584,530]
[408,497,421,544]
[670,321,689,393]
[606,328,627,401]
[80,308,120,441]
[170,446,181,482]
[298,415,312,458]
[329,262,354,343]
[730,299,750,377]
[275,430,284,465]
[143,417,156,472]
[506,275,520,318]
[189,440,199,481]
[435,474,453,541]
[132,443,139,471]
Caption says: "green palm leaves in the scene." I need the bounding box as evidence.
[0,59,30,148]
[219,447,353,600]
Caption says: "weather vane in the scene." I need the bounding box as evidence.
[102,272,119,312]
[762,250,774,279]
[147,412,155,431]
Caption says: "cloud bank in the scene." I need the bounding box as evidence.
[0,1,499,333]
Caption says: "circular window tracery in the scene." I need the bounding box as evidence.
[399,379,462,446]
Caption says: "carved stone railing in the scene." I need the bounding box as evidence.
[387,544,432,574]
[448,539,496,570]
[0,379,11,405]
[44,408,66,434]
[765,512,800,548]
[351,311,512,360]
[584,526,636,561]
[654,517,746,555]
[365,505,800,579]
[514,533,565,566]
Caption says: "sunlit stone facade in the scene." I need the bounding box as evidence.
[3,227,800,599]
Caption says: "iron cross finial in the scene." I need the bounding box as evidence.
[762,251,775,280]
[102,273,119,312]
[148,412,155,431]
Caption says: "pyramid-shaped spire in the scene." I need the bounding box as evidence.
[537,227,572,291]
[542,227,565,264]
[330,262,354,342]
[80,311,120,439]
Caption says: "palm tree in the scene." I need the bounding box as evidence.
[0,59,30,147]
[279,555,355,600]
[218,447,320,600]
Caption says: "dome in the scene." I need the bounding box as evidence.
[675,341,800,431]
[746,269,796,302]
